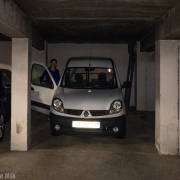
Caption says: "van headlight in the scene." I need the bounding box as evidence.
[109,100,122,114]
[52,99,64,113]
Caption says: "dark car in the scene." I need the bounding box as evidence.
[0,69,11,142]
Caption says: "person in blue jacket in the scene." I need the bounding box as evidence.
[40,59,60,86]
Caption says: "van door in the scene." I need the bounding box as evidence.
[31,62,57,114]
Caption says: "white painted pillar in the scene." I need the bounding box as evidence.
[155,40,179,155]
[11,38,32,151]
[136,42,155,111]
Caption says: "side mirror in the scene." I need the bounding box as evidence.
[4,84,11,90]
[50,83,54,89]
[121,81,131,89]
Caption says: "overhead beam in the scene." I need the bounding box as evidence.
[0,0,44,50]
[140,29,155,52]
[156,3,180,41]
[0,33,11,41]
[32,28,44,51]
[140,3,180,52]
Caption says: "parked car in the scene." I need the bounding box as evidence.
[0,69,11,142]
[31,57,129,138]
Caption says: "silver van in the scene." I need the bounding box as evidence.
[49,57,127,138]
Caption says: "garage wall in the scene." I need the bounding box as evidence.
[0,41,46,70]
[48,43,135,106]
[32,47,46,64]
[136,42,155,111]
[0,41,12,70]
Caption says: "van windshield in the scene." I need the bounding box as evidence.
[60,67,117,89]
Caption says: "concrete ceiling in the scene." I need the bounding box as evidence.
[12,0,180,43]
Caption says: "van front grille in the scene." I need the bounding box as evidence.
[65,109,83,116]
[90,110,109,116]
[64,109,109,116]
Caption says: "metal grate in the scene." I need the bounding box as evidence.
[65,109,83,116]
[90,110,109,116]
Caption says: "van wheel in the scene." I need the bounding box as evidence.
[116,120,126,139]
[0,115,5,142]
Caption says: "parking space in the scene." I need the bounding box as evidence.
[0,109,180,180]
[0,0,180,156]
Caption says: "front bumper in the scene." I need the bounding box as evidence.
[50,112,126,135]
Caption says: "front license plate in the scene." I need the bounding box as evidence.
[72,121,100,129]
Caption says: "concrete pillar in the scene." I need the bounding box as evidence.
[11,38,32,151]
[155,40,179,155]
[136,42,155,111]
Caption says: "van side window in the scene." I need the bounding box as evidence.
[31,64,54,89]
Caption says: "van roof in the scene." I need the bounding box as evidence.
[67,57,113,68]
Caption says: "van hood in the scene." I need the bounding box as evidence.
[54,87,122,110]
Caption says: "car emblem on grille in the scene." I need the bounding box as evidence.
[84,111,89,117]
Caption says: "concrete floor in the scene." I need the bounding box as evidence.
[0,109,180,180]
